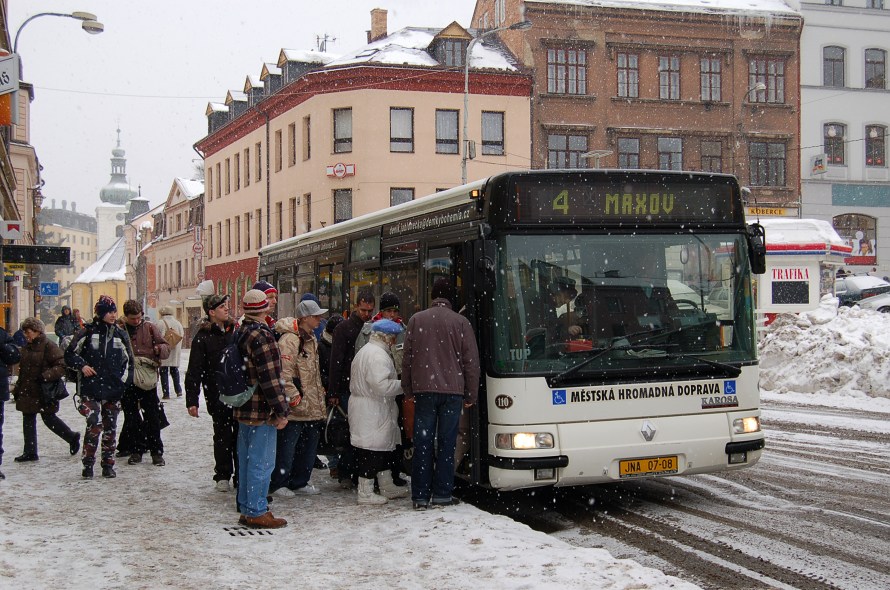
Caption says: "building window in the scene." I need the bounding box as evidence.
[274,129,283,172]
[547,133,588,169]
[441,39,465,67]
[748,58,785,103]
[658,137,683,170]
[215,163,221,198]
[617,137,640,169]
[244,147,250,187]
[255,142,262,182]
[481,111,505,155]
[825,0,843,5]
[304,193,312,232]
[244,212,251,251]
[207,167,213,201]
[176,214,182,232]
[234,152,241,190]
[390,108,414,152]
[824,123,846,165]
[867,0,884,8]
[547,47,587,95]
[391,188,414,207]
[276,201,283,242]
[289,197,297,237]
[700,57,722,101]
[302,116,311,161]
[701,140,723,172]
[823,46,845,87]
[216,222,222,257]
[749,141,786,186]
[256,209,263,249]
[287,123,296,167]
[617,52,639,98]
[333,108,352,153]
[334,189,352,223]
[866,125,886,167]
[658,56,680,100]
[435,109,459,154]
[225,159,231,194]
[865,49,886,89]
[234,216,241,253]
[834,213,877,263]
[225,219,231,256]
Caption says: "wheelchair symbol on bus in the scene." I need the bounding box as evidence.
[724,380,737,395]
[552,390,567,405]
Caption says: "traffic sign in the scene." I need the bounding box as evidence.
[39,282,60,297]
[0,54,20,96]
[192,242,204,254]
[1,220,23,240]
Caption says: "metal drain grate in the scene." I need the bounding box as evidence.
[224,526,274,536]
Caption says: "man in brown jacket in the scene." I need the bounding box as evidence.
[118,300,170,466]
[401,278,480,510]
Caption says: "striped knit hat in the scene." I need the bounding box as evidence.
[252,280,278,295]
[242,289,269,319]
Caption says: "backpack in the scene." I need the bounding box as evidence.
[216,327,256,407]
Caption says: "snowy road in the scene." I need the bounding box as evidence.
[481,398,890,590]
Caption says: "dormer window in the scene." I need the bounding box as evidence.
[441,39,466,67]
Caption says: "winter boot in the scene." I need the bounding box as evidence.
[357,477,388,505]
[82,464,94,479]
[377,471,409,499]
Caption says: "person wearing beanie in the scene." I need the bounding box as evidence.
[155,306,185,399]
[328,288,376,488]
[402,278,480,510]
[12,317,80,464]
[185,292,239,492]
[65,295,134,479]
[232,289,290,529]
[349,319,407,505]
[252,281,279,328]
[269,298,328,498]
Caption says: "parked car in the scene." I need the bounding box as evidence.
[857,292,890,313]
[834,275,890,307]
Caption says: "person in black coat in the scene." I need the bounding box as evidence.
[54,306,77,349]
[184,294,238,492]
[0,325,23,480]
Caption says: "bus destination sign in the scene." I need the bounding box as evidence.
[513,179,741,225]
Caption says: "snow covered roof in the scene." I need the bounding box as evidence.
[526,0,800,16]
[325,27,516,71]
[260,62,281,78]
[205,102,229,115]
[175,178,204,199]
[73,237,127,284]
[225,90,247,104]
[279,48,338,65]
[245,74,263,89]
[760,218,852,259]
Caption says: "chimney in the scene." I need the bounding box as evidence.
[51,199,56,209]
[62,199,67,210]
[71,202,77,212]
[368,8,387,43]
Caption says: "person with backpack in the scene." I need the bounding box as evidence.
[65,295,134,479]
[155,306,184,399]
[11,317,80,463]
[0,325,23,480]
[233,289,290,529]
[269,299,328,498]
[185,293,238,492]
[54,306,77,350]
[117,300,170,467]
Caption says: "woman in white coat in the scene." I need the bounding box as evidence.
[348,319,408,505]
[156,306,184,399]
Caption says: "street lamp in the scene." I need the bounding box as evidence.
[461,20,532,185]
[746,81,767,101]
[14,11,104,55]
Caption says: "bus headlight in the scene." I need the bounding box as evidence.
[732,416,761,434]
[495,432,554,450]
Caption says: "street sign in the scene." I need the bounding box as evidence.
[39,282,60,297]
[192,242,204,254]
[0,245,70,265]
[0,220,23,240]
[0,54,20,96]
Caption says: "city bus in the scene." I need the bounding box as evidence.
[258,170,767,490]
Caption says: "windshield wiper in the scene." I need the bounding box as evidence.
[550,322,729,384]
[626,349,741,377]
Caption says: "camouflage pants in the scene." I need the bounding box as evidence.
[78,398,121,467]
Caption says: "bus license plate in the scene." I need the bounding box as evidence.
[619,456,678,479]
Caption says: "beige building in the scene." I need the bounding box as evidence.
[195,11,532,309]
[40,200,98,312]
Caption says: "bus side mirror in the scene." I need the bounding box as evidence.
[747,223,766,275]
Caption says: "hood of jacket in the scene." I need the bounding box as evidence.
[274,317,301,336]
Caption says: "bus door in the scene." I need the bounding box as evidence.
[276,267,295,319]
[348,233,382,310]
[317,261,344,318]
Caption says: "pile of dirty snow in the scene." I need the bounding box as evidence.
[758,295,890,399]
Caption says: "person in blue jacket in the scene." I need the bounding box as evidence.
[65,295,134,479]
[0,325,23,480]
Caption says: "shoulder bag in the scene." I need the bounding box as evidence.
[160,319,183,348]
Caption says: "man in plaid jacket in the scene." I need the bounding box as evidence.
[232,289,290,529]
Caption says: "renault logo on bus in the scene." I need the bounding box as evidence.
[641,420,657,442]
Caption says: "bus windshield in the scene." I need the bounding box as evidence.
[492,232,757,379]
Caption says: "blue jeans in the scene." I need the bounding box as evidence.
[411,393,463,504]
[236,424,277,518]
[270,420,322,491]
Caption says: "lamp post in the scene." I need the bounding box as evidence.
[14,11,104,55]
[461,20,532,185]
[746,81,767,101]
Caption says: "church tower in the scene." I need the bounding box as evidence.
[96,128,139,255]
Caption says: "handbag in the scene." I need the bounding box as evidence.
[162,327,183,348]
[133,356,159,390]
[324,405,350,449]
[158,401,170,429]
[40,379,69,406]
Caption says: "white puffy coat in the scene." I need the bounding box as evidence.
[348,335,403,451]
[156,315,184,368]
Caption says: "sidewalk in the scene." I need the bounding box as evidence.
[0,354,697,589]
